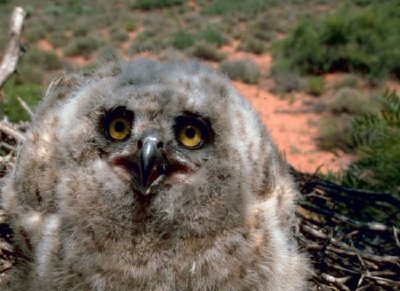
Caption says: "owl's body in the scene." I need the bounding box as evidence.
[1,59,307,290]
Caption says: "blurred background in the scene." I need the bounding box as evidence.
[0,0,399,196]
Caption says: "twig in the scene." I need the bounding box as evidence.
[300,202,398,233]
[16,96,34,118]
[0,122,25,142]
[0,7,26,90]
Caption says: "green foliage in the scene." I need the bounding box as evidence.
[23,48,62,71]
[239,39,266,55]
[172,30,195,50]
[64,36,101,57]
[317,89,382,152]
[111,31,130,42]
[274,0,400,79]
[202,0,277,16]
[191,43,226,62]
[339,91,400,194]
[328,88,380,115]
[220,60,260,84]
[317,115,355,152]
[271,61,304,94]
[133,0,185,10]
[306,76,325,96]
[199,27,227,47]
[125,20,137,32]
[0,78,43,122]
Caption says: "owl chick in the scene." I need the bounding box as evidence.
[1,59,308,290]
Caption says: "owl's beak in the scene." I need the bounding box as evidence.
[136,132,166,194]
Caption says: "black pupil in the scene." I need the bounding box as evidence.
[114,121,126,132]
[185,126,196,139]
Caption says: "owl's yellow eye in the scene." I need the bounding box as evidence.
[109,118,131,141]
[178,125,202,148]
[175,115,212,149]
[102,107,133,141]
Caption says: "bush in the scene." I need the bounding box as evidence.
[111,31,130,43]
[190,43,226,62]
[64,36,101,57]
[273,1,400,79]
[199,27,227,47]
[306,76,325,96]
[328,88,381,115]
[220,59,260,84]
[125,20,137,32]
[133,0,185,10]
[317,115,355,152]
[203,0,277,16]
[271,64,304,94]
[239,39,266,55]
[172,30,195,50]
[0,78,43,122]
[338,91,400,194]
[23,48,62,71]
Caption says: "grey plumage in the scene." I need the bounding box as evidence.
[1,59,308,290]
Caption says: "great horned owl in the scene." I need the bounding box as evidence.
[1,59,308,290]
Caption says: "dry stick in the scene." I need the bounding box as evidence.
[16,96,34,118]
[0,122,25,142]
[0,7,26,91]
[300,202,398,233]
[300,220,400,264]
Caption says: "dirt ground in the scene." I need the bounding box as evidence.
[219,43,354,173]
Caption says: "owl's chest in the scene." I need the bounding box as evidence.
[61,230,262,290]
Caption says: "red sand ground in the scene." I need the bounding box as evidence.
[220,43,354,173]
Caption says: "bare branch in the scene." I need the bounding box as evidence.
[0,7,27,91]
[16,96,34,118]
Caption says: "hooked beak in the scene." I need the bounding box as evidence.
[137,134,165,191]
[112,131,195,197]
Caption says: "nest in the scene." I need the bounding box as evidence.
[1,121,399,289]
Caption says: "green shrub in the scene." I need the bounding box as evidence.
[338,91,400,195]
[199,27,227,47]
[220,59,260,84]
[333,74,360,89]
[271,62,304,94]
[317,115,355,152]
[0,78,43,122]
[328,88,381,115]
[64,36,101,57]
[111,31,130,42]
[125,20,137,32]
[190,43,226,62]
[133,0,185,10]
[239,39,266,55]
[203,0,277,16]
[172,30,195,50]
[273,1,400,79]
[23,48,62,71]
[306,76,325,96]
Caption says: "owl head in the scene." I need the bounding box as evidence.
[11,59,288,243]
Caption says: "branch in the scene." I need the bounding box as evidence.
[0,7,27,90]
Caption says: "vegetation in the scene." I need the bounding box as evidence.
[306,76,325,96]
[220,60,260,84]
[1,77,44,122]
[274,0,400,80]
[317,88,382,152]
[133,0,185,10]
[337,91,400,195]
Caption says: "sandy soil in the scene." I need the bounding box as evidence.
[220,43,354,173]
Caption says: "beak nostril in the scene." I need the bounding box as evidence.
[137,140,143,149]
[157,141,164,149]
